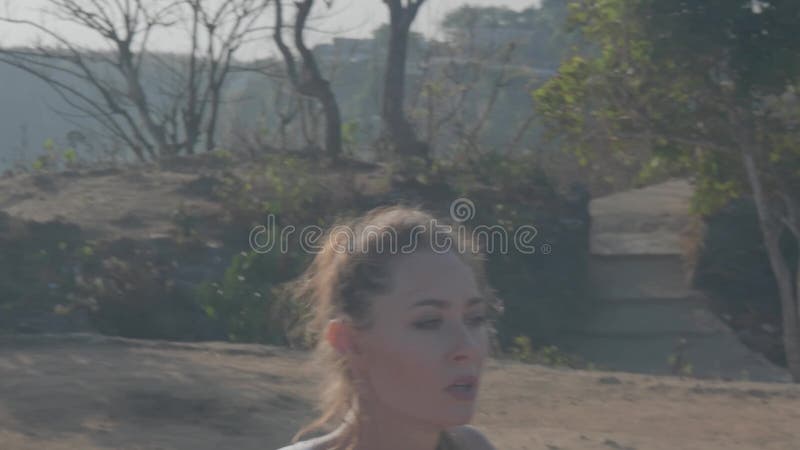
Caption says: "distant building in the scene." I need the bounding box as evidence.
[313,38,373,64]
[450,26,534,52]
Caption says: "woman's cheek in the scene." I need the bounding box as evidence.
[371,332,440,385]
[388,332,441,371]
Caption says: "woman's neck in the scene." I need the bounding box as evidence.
[331,406,445,450]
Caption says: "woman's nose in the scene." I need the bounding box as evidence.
[449,322,481,363]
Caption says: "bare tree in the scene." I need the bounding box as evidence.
[381,0,429,161]
[0,0,270,162]
[273,81,300,149]
[178,0,271,153]
[405,31,531,161]
[273,0,342,158]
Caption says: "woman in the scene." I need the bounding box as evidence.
[276,204,503,450]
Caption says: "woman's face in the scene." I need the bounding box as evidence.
[343,249,490,427]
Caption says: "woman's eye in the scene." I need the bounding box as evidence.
[469,315,488,327]
[414,319,442,329]
[414,316,487,330]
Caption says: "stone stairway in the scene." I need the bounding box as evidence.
[555,179,791,382]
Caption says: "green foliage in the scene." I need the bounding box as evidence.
[536,0,800,217]
[508,335,536,362]
[667,353,693,377]
[29,138,83,172]
[207,148,235,169]
[195,247,310,344]
[213,154,327,224]
[538,1,800,376]
[259,157,324,220]
[341,120,360,156]
[507,335,589,368]
[195,154,341,344]
[640,0,800,96]
[196,251,276,343]
[0,218,85,327]
[532,55,591,147]
[452,151,556,201]
[80,244,94,258]
[63,148,77,166]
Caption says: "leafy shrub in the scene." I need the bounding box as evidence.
[212,154,331,225]
[506,335,591,369]
[0,215,85,329]
[194,248,310,344]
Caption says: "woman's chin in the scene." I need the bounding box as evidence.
[436,410,475,428]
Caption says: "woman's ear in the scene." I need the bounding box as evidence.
[326,318,357,355]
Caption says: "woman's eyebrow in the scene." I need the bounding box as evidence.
[408,297,485,309]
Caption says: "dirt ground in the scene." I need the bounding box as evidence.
[1,333,799,450]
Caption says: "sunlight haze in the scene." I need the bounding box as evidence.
[0,0,541,60]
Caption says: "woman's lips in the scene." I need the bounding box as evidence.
[446,374,478,389]
[444,375,478,401]
[444,383,477,401]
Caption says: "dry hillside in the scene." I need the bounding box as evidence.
[0,333,798,450]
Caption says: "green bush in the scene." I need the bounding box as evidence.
[195,248,310,344]
[0,215,86,332]
[506,335,591,369]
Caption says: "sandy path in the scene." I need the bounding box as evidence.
[1,333,798,450]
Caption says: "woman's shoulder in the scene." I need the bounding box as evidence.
[273,441,316,450]
[275,426,495,450]
[272,443,305,450]
[274,431,342,450]
[447,424,497,450]
[272,436,325,450]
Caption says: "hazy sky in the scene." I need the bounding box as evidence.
[0,0,540,60]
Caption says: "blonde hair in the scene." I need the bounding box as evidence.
[284,204,504,450]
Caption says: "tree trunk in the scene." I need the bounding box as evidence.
[118,45,169,156]
[382,13,410,139]
[185,2,200,155]
[767,227,800,381]
[742,147,800,381]
[319,86,342,158]
[382,0,429,160]
[206,82,221,153]
[274,0,342,158]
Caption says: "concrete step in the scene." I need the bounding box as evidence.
[591,230,684,255]
[589,254,693,300]
[575,179,791,381]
